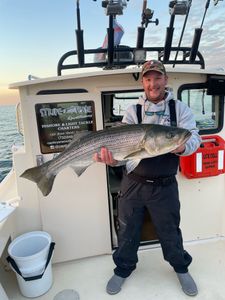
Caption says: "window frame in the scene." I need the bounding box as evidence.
[103,89,143,115]
[177,83,224,135]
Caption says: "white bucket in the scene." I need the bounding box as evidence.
[8,231,51,269]
[7,231,55,298]
[16,263,53,298]
[20,260,47,277]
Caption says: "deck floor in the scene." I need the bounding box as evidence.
[1,238,225,300]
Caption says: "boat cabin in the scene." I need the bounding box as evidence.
[1,1,225,299]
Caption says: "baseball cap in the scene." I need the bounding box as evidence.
[141,60,166,77]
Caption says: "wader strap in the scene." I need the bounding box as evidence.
[136,104,142,124]
[136,99,177,127]
[169,99,177,127]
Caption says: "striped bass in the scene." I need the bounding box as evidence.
[20,124,191,196]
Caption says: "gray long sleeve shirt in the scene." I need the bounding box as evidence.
[122,91,202,156]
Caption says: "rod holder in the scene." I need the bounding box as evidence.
[189,28,203,63]
[75,30,84,66]
[136,27,145,49]
[107,15,114,67]
[163,27,174,62]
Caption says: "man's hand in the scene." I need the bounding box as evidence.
[171,144,186,155]
[93,147,118,166]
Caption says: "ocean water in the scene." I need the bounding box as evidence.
[0,105,24,182]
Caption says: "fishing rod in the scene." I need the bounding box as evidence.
[75,0,84,66]
[189,0,224,63]
[200,0,210,28]
[93,1,129,67]
[173,0,192,68]
[136,0,159,49]
[106,1,128,67]
[189,0,210,63]
[163,1,189,63]
[141,0,147,27]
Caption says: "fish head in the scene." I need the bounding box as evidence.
[144,125,191,156]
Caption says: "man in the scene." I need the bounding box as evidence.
[94,60,201,296]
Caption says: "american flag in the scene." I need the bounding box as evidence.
[102,18,124,48]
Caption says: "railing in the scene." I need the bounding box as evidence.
[57,46,205,75]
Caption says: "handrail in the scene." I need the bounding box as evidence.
[57,46,205,76]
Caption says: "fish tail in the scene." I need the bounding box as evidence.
[20,162,55,196]
[73,164,92,177]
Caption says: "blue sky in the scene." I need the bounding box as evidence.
[0,0,224,104]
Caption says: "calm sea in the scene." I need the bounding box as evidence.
[0,105,24,182]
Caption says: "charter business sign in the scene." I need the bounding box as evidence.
[35,101,96,154]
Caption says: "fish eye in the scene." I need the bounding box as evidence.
[166,132,175,139]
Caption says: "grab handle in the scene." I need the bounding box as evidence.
[200,138,219,147]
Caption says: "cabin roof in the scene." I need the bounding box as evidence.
[9,66,225,90]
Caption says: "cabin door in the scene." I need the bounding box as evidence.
[23,93,111,262]
[101,91,159,248]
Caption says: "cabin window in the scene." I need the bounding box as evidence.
[102,90,143,126]
[104,87,224,134]
[112,90,143,116]
[178,83,224,134]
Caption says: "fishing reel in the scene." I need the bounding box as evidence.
[169,0,190,15]
[213,0,223,5]
[142,8,159,27]
[101,0,129,15]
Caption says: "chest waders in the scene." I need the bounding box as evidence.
[112,99,192,278]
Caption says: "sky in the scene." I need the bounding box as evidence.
[0,0,224,105]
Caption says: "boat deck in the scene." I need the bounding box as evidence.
[1,238,225,300]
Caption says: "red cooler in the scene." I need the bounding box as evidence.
[180,135,225,179]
